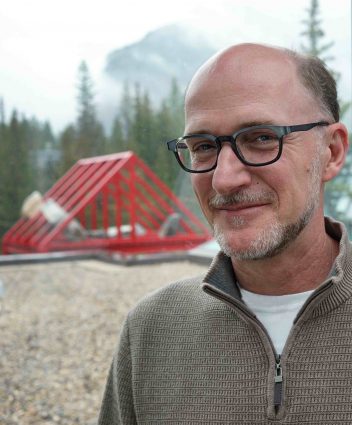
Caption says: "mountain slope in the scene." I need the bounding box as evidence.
[104,24,216,101]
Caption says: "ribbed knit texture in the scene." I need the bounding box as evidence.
[98,218,352,424]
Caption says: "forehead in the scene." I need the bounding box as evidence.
[185,46,321,133]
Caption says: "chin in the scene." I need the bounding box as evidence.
[214,227,265,260]
[213,214,311,261]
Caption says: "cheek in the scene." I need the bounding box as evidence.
[258,165,299,216]
[274,168,314,219]
[191,174,213,216]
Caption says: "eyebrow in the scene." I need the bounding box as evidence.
[239,120,276,128]
[185,120,277,136]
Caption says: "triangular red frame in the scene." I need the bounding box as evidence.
[2,151,211,254]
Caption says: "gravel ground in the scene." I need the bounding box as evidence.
[0,259,209,425]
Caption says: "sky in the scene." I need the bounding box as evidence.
[0,0,351,133]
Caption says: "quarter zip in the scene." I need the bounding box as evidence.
[274,354,283,411]
[203,278,335,418]
[203,284,282,416]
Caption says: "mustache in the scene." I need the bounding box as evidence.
[209,190,276,208]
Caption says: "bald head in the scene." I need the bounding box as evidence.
[187,43,290,95]
[185,43,339,126]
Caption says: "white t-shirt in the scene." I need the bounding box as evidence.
[240,288,314,354]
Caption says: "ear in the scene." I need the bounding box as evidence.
[322,122,349,182]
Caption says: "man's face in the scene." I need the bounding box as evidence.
[186,47,328,260]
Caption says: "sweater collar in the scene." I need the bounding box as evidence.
[203,217,352,318]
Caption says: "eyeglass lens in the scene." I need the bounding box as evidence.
[176,127,280,171]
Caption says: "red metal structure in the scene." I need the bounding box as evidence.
[2,152,211,255]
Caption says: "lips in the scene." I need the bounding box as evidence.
[209,191,275,210]
[217,202,270,214]
[222,199,267,208]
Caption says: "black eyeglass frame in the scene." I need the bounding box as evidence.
[166,121,330,173]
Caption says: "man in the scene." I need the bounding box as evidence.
[98,44,350,424]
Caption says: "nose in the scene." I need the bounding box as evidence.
[212,143,252,194]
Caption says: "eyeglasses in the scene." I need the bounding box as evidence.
[166,121,330,173]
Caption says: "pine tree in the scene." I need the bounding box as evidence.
[58,124,77,175]
[56,61,106,178]
[300,0,351,225]
[165,78,184,136]
[107,78,185,189]
[108,116,125,153]
[128,83,143,155]
[0,97,5,125]
[0,111,35,237]
[138,91,156,167]
[120,82,133,146]
[153,79,185,189]
[300,0,350,116]
[300,0,334,59]
[154,100,178,188]
[76,61,106,158]
[127,84,156,166]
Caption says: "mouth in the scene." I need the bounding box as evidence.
[215,202,269,216]
[218,202,270,212]
[208,191,275,217]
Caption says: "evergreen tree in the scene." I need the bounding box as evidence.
[300,0,334,59]
[0,111,35,237]
[128,83,143,155]
[120,82,133,146]
[76,60,106,158]
[165,78,184,136]
[103,78,185,189]
[300,0,350,116]
[300,0,351,225]
[108,116,125,153]
[130,88,156,167]
[0,119,10,237]
[0,97,5,125]
[18,117,59,192]
[154,100,179,188]
[58,124,77,175]
[154,80,185,189]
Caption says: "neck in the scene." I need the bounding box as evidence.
[232,217,339,295]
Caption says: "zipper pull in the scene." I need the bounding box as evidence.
[275,355,283,383]
[274,355,283,410]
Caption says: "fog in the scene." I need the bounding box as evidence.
[0,0,350,133]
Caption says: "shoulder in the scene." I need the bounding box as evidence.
[129,274,209,320]
[123,272,227,338]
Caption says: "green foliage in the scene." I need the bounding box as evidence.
[59,61,106,174]
[106,78,184,189]
[58,124,77,175]
[0,97,5,125]
[76,61,106,158]
[107,116,124,153]
[300,0,334,59]
[300,0,352,225]
[58,62,185,187]
[0,60,186,242]
[300,0,350,116]
[0,111,44,237]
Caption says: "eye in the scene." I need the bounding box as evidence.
[191,141,217,152]
[185,137,217,153]
[239,129,279,148]
[256,133,276,142]
[248,131,278,144]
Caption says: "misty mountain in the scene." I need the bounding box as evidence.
[105,24,215,98]
[99,24,216,129]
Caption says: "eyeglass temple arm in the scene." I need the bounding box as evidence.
[285,121,330,134]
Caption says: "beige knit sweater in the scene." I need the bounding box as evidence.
[99,218,352,424]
